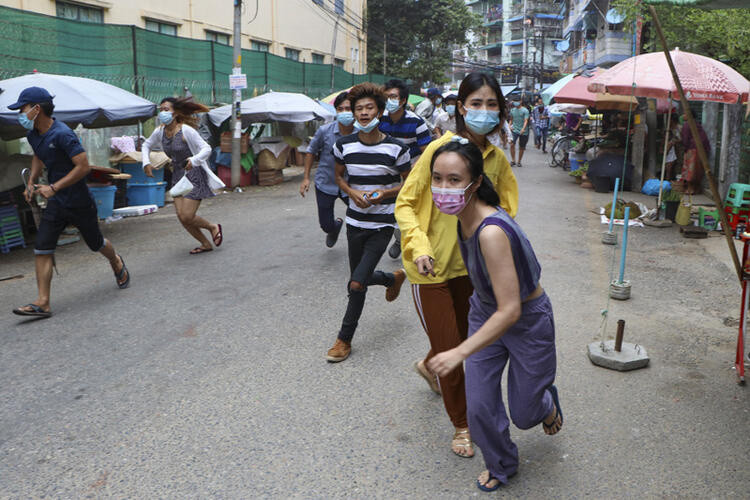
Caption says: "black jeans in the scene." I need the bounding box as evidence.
[315,187,348,234]
[338,224,395,342]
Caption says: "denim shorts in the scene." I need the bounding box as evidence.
[35,198,105,255]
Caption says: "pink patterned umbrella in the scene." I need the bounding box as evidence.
[587,48,750,104]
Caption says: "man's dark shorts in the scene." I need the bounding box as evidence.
[511,131,530,149]
[35,198,105,255]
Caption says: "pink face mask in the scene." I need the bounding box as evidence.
[431,182,474,215]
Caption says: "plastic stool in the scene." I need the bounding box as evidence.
[725,183,750,209]
[699,207,719,230]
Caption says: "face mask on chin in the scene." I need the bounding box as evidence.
[354,117,380,133]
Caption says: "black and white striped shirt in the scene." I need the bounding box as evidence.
[333,134,411,229]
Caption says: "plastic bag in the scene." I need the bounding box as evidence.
[169,175,194,197]
[641,178,671,196]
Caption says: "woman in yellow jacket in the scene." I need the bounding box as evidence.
[395,72,518,458]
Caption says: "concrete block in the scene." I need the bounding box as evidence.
[587,340,649,371]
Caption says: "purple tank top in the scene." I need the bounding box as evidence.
[458,208,541,308]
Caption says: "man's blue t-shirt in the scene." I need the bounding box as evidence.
[510,106,530,135]
[308,121,347,196]
[27,119,91,208]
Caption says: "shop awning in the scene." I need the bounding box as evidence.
[505,39,524,46]
[501,85,517,96]
[536,13,564,20]
[479,41,504,50]
[506,15,524,22]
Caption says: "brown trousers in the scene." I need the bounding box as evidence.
[411,275,473,429]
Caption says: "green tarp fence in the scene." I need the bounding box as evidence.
[0,5,397,105]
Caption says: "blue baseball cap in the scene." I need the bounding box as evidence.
[426,87,441,98]
[7,86,54,110]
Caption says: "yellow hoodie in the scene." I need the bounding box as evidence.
[395,131,518,285]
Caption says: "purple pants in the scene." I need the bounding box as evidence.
[465,293,557,484]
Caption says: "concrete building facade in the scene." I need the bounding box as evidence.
[0,0,367,73]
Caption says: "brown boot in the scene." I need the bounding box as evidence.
[385,269,406,302]
[326,339,351,362]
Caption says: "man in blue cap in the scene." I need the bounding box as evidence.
[415,87,443,132]
[9,86,130,319]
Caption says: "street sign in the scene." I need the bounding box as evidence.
[229,74,247,90]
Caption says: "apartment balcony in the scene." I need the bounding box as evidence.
[594,31,631,67]
[570,42,596,72]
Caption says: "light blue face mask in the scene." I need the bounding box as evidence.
[354,117,380,133]
[18,106,38,131]
[385,98,401,113]
[158,110,174,125]
[464,109,500,135]
[337,111,354,126]
[445,105,456,116]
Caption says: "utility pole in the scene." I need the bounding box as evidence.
[230,0,243,188]
[540,28,545,93]
[383,34,387,75]
[330,15,340,93]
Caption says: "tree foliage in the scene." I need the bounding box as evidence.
[366,0,481,84]
[610,0,750,78]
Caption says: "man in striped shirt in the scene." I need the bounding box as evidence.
[326,82,411,363]
[379,79,432,259]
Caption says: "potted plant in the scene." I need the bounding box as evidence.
[662,190,681,222]
[569,163,587,184]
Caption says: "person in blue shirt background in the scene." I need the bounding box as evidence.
[299,91,353,248]
[10,87,130,319]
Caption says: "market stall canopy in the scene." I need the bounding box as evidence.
[645,0,746,7]
[321,87,353,105]
[0,73,156,141]
[208,91,335,127]
[587,49,750,104]
[542,73,576,105]
[548,103,588,116]
[553,68,674,112]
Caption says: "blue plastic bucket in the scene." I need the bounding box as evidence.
[568,152,586,171]
[120,162,165,184]
[88,185,117,219]
[127,182,166,207]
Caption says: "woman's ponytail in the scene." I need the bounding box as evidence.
[475,175,500,207]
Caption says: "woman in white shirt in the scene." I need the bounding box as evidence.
[142,97,225,254]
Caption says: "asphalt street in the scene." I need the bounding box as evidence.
[1,145,748,498]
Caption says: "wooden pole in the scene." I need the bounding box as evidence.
[648,5,742,283]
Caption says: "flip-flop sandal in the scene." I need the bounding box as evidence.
[543,384,563,434]
[212,224,223,247]
[13,303,52,318]
[190,247,213,255]
[114,255,130,289]
[477,473,502,492]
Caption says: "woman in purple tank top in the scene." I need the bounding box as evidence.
[426,138,562,492]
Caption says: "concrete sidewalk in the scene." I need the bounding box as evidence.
[0,146,748,498]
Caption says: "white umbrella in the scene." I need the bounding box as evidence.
[0,72,156,140]
[208,91,335,127]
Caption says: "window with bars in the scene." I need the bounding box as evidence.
[205,31,230,45]
[251,40,270,52]
[56,1,103,23]
[312,53,325,64]
[145,20,177,36]
[285,48,301,61]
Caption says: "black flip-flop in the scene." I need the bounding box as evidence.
[190,247,213,255]
[13,303,52,318]
[212,224,223,247]
[114,254,130,289]
[543,384,563,433]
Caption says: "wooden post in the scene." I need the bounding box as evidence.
[615,320,625,352]
[648,5,742,283]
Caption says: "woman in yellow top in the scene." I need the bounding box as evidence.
[395,72,518,458]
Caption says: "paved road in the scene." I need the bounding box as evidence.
[1,147,748,498]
